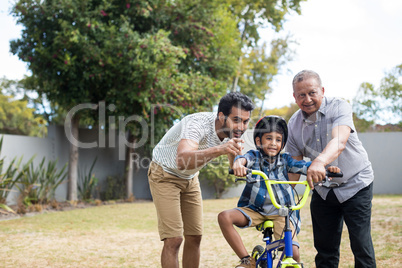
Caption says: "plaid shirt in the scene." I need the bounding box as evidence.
[235,150,311,234]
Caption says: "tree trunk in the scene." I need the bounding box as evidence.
[231,56,243,92]
[231,18,249,92]
[258,98,265,119]
[124,131,136,200]
[67,116,79,201]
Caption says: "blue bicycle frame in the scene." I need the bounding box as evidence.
[251,170,309,268]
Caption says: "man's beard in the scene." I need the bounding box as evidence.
[222,121,243,138]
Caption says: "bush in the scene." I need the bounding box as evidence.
[100,175,126,201]
[199,155,237,199]
[0,136,24,213]
[0,135,67,212]
[14,157,67,206]
[78,157,98,201]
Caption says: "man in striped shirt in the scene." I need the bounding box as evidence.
[148,92,254,268]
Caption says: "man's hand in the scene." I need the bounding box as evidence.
[176,138,244,170]
[220,138,244,157]
[306,159,327,189]
[307,125,351,189]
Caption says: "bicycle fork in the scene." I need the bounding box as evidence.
[277,211,303,268]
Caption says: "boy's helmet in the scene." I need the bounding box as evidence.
[253,115,288,157]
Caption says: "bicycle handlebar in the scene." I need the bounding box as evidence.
[228,169,343,178]
[228,168,343,211]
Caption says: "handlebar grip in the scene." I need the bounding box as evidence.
[229,168,253,176]
[326,171,343,178]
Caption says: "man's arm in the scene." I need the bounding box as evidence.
[176,138,243,170]
[306,125,351,189]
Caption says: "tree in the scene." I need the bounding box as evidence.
[15,76,68,126]
[0,78,47,137]
[379,64,402,120]
[10,0,240,200]
[239,38,294,112]
[352,113,373,133]
[255,103,299,122]
[353,64,402,126]
[227,0,304,102]
[353,82,379,123]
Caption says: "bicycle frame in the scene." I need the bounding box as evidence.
[249,170,311,268]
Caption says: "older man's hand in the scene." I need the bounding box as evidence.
[307,159,327,189]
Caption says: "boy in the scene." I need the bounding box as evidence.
[218,115,339,268]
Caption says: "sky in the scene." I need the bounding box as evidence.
[1,0,402,118]
[262,0,402,111]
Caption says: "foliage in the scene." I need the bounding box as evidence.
[237,37,295,105]
[16,76,68,126]
[40,159,68,201]
[10,0,242,201]
[78,157,98,200]
[353,82,379,123]
[0,154,20,204]
[0,137,22,213]
[254,103,299,123]
[13,156,37,206]
[14,157,67,205]
[380,64,402,117]
[228,0,304,43]
[227,0,304,104]
[352,113,374,133]
[100,174,126,201]
[0,156,23,204]
[353,63,402,125]
[0,78,47,137]
[10,0,240,144]
[199,155,238,199]
[0,203,15,213]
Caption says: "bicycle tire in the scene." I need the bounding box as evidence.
[252,245,267,268]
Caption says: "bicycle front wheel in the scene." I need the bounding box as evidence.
[252,245,267,268]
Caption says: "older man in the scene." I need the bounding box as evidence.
[286,70,376,268]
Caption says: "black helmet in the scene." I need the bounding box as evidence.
[253,115,288,156]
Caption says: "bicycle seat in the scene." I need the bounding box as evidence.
[256,220,274,231]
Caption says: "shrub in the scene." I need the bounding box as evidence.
[199,155,237,199]
[14,157,67,205]
[78,157,98,200]
[100,175,126,201]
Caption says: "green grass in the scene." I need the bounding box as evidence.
[0,196,401,267]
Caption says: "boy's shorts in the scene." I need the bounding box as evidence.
[236,207,299,247]
[148,161,203,241]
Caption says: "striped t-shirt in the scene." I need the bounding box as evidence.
[152,112,227,179]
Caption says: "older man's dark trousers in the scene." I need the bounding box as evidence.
[311,183,376,268]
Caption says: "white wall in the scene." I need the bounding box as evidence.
[1,127,401,205]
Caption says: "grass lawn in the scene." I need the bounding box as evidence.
[0,195,401,267]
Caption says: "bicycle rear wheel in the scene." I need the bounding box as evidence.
[252,245,267,268]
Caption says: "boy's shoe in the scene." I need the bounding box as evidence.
[235,256,256,268]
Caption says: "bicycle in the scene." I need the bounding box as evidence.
[229,168,342,268]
